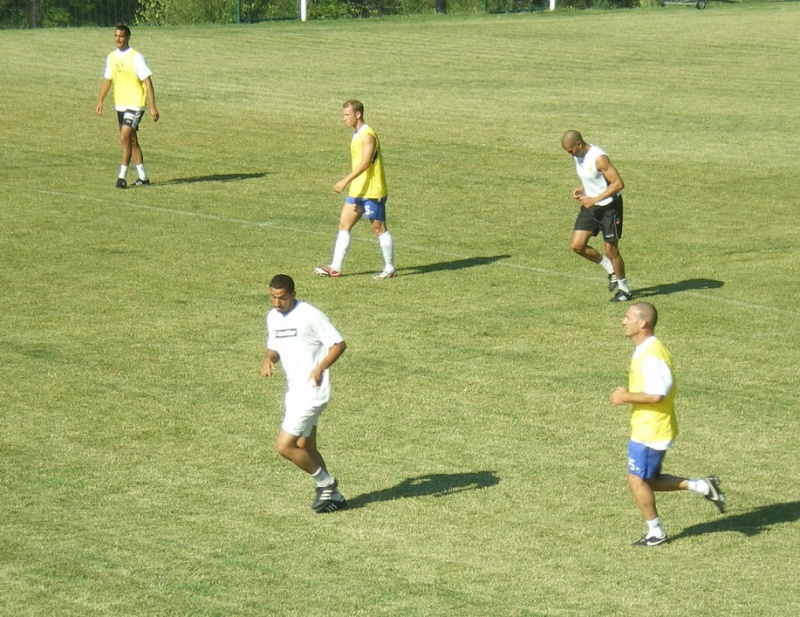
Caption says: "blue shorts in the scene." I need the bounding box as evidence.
[346,195,387,221]
[627,440,667,480]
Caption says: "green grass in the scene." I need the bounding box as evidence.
[2,4,799,615]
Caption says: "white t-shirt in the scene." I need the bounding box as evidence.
[266,301,344,408]
[632,336,674,397]
[103,48,152,80]
[103,48,152,111]
[632,336,675,450]
[574,145,618,206]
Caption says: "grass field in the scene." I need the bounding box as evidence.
[2,3,799,615]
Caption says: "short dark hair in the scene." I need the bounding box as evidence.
[115,24,131,36]
[269,274,295,294]
[343,99,364,115]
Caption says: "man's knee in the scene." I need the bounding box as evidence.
[570,239,587,254]
[275,433,298,459]
[627,473,644,487]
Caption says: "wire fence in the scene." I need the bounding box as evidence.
[0,0,632,28]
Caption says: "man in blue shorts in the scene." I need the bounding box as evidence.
[609,302,726,546]
[562,130,631,302]
[315,100,396,280]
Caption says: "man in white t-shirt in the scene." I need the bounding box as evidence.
[95,24,159,189]
[261,274,348,513]
[562,130,631,302]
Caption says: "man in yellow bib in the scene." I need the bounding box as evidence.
[610,302,726,546]
[315,100,396,280]
[95,24,159,189]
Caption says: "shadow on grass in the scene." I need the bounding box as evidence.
[397,255,511,276]
[346,255,511,278]
[396,255,512,276]
[159,172,269,185]
[634,278,724,298]
[671,501,800,542]
[347,471,500,510]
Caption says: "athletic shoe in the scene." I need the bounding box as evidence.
[609,290,632,303]
[132,178,151,186]
[373,268,397,280]
[315,498,348,514]
[313,266,342,278]
[115,178,127,189]
[631,533,668,547]
[312,480,347,513]
[311,480,339,510]
[704,476,726,513]
[608,273,619,292]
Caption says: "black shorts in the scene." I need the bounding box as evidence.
[117,109,145,131]
[573,194,623,243]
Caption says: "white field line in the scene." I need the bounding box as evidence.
[29,189,797,316]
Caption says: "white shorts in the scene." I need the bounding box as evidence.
[281,402,327,437]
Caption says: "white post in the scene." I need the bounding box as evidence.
[301,0,308,21]
[549,0,555,10]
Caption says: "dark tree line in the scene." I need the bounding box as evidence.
[1,0,138,28]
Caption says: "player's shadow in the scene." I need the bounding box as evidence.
[634,278,724,298]
[396,255,511,277]
[160,172,269,185]
[346,471,500,510]
[670,501,800,542]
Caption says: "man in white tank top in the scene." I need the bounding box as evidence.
[562,130,632,302]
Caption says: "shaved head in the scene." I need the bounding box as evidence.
[630,302,658,330]
[561,130,584,149]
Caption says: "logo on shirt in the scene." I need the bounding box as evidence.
[275,328,298,338]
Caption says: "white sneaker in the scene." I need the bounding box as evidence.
[373,269,397,280]
[314,266,341,278]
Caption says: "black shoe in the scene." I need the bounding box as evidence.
[609,290,632,303]
[132,178,151,186]
[115,178,127,189]
[311,480,347,513]
[608,273,619,292]
[315,498,348,514]
[631,533,668,547]
[704,476,726,513]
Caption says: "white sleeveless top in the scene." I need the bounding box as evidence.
[575,145,618,206]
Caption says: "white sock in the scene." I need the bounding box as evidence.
[378,230,394,271]
[311,467,334,487]
[135,164,147,180]
[599,255,614,274]
[118,165,128,179]
[331,230,351,272]
[646,517,666,538]
[617,278,630,293]
[688,479,710,496]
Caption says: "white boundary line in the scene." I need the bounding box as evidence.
[27,189,797,316]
